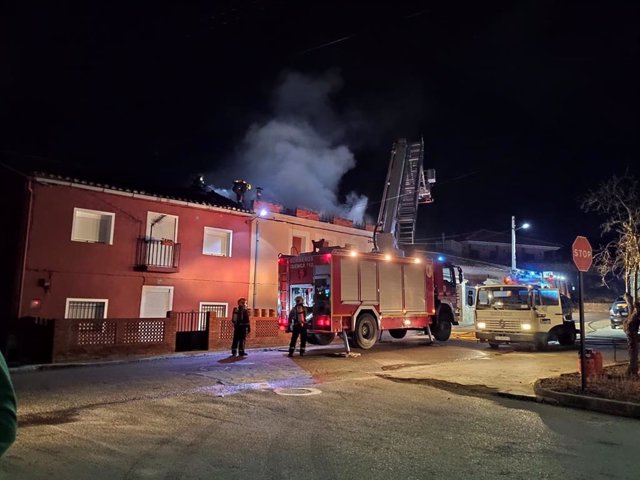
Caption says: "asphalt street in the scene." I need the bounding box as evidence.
[1,312,638,479]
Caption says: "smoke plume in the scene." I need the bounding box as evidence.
[211,70,368,223]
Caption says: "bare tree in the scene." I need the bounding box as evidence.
[581,174,640,376]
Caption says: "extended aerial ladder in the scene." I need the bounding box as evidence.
[374,138,436,253]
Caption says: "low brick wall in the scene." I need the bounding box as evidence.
[208,316,290,352]
[49,314,290,363]
[52,317,176,363]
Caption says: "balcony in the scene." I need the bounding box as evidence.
[135,237,181,273]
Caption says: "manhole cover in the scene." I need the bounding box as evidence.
[273,387,322,396]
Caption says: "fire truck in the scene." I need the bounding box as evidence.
[278,247,461,349]
[473,271,576,350]
[277,139,462,350]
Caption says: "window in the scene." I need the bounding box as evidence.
[539,289,560,306]
[291,236,304,255]
[199,302,228,329]
[140,286,174,318]
[146,212,178,242]
[476,287,530,311]
[71,208,115,244]
[65,298,108,319]
[203,227,232,256]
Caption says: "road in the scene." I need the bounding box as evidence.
[1,314,638,479]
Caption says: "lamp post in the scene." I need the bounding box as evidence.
[511,216,530,271]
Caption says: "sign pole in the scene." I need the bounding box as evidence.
[578,271,586,392]
[572,235,592,392]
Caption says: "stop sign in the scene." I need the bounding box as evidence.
[572,236,593,272]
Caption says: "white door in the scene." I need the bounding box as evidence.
[140,286,174,318]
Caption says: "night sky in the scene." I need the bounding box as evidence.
[3,1,639,253]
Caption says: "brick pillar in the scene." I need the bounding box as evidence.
[208,312,221,350]
[164,315,177,351]
[52,318,72,363]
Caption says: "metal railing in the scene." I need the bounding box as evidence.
[175,311,211,332]
[135,237,181,272]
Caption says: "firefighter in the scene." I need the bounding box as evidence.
[231,297,251,357]
[288,296,308,357]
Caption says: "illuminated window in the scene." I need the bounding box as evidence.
[203,227,232,256]
[71,208,115,244]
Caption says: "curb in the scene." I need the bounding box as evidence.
[533,379,640,419]
[8,345,290,374]
[495,391,538,402]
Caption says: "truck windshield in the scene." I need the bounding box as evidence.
[476,286,531,310]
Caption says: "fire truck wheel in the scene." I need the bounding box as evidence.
[354,314,379,349]
[534,334,549,351]
[557,325,576,346]
[488,342,500,349]
[432,306,453,341]
[388,329,407,339]
[308,333,336,345]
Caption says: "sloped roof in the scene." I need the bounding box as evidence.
[462,229,561,248]
[33,172,251,213]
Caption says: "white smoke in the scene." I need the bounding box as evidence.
[211,70,368,223]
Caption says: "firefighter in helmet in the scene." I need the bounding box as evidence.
[231,297,250,357]
[288,296,308,357]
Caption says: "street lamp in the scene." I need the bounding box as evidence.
[511,216,530,271]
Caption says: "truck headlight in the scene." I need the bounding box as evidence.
[521,323,532,331]
[477,322,486,329]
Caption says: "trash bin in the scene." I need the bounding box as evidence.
[579,348,603,376]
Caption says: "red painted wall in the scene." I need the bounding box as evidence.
[20,181,252,319]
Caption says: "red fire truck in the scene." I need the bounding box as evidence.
[277,245,461,349]
[278,139,462,350]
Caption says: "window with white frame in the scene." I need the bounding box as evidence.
[203,227,232,256]
[65,298,108,319]
[199,302,228,328]
[71,208,115,244]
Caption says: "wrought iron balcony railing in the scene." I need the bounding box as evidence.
[135,237,181,272]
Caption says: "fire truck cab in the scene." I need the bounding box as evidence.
[473,272,576,350]
[278,245,459,349]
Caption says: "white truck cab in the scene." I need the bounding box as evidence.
[474,284,576,350]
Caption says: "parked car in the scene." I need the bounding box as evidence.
[610,296,629,329]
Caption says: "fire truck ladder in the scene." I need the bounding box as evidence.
[396,139,432,245]
[376,138,435,252]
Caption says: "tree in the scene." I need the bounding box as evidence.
[581,174,640,376]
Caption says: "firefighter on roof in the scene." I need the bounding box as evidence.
[288,296,308,357]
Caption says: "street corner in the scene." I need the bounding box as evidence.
[533,379,640,419]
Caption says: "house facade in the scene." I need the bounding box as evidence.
[19,174,254,322]
[3,172,373,362]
